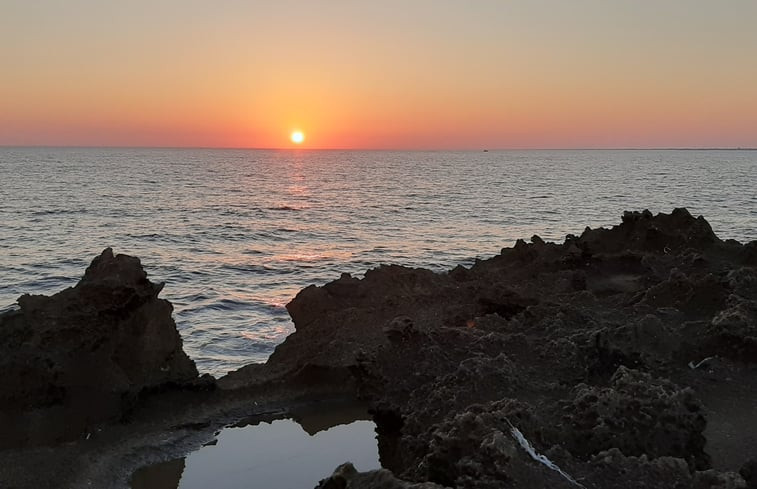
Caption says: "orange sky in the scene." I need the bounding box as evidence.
[1,1,756,149]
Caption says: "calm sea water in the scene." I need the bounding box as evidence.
[2,148,756,376]
[131,418,379,489]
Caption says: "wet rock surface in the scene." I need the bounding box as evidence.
[1,209,756,489]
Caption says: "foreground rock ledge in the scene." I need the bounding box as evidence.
[1,209,756,489]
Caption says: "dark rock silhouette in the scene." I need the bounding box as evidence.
[237,208,756,488]
[0,248,200,447]
[1,210,755,489]
[316,462,445,489]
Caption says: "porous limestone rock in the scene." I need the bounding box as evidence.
[0,248,200,447]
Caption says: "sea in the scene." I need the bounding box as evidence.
[1,148,755,377]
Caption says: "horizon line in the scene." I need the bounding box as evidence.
[1,144,756,152]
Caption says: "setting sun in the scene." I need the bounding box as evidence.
[290,131,305,144]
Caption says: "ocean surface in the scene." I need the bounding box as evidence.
[2,148,756,376]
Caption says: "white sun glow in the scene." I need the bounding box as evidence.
[290,131,305,144]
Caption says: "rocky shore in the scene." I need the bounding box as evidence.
[1,209,756,488]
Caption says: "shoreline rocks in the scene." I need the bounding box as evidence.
[256,208,756,488]
[0,248,205,448]
[1,209,756,489]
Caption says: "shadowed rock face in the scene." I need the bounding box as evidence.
[234,208,757,488]
[0,248,199,447]
[1,210,756,489]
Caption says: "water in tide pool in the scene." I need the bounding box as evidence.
[2,148,756,376]
[130,407,379,489]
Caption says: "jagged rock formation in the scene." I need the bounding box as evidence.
[231,208,756,488]
[1,209,755,489]
[0,248,201,448]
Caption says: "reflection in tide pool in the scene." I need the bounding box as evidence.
[130,418,379,489]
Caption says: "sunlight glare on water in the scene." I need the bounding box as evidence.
[2,148,756,376]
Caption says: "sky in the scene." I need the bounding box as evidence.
[1,0,756,149]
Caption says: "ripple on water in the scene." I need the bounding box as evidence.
[2,148,757,376]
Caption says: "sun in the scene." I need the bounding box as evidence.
[290,131,305,144]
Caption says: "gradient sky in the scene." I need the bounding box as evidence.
[1,0,756,149]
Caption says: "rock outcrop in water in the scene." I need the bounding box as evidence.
[0,248,201,448]
[1,209,756,489]
[228,208,757,488]
[316,462,445,488]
